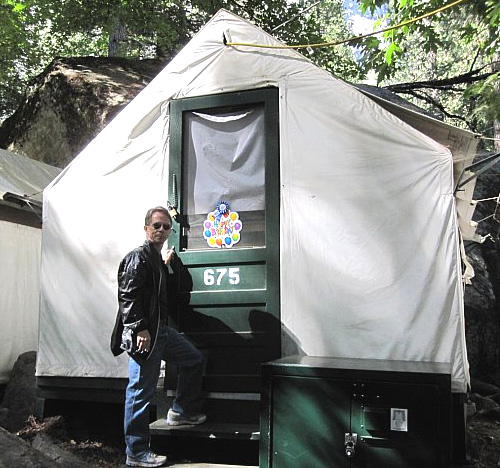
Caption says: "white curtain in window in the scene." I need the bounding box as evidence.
[184,108,265,215]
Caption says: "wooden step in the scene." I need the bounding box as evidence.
[150,420,260,440]
[165,464,257,468]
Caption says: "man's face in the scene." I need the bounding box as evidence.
[144,211,172,249]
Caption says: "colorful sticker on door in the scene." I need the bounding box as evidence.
[203,201,242,248]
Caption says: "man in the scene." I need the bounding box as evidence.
[111,206,206,468]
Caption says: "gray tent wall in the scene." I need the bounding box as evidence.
[37,10,475,404]
[0,149,61,383]
[358,87,480,247]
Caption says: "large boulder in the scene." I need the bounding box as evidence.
[0,56,164,168]
[464,156,500,384]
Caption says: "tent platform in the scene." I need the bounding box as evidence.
[150,420,260,440]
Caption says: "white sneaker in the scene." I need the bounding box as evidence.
[166,408,207,426]
[126,451,167,467]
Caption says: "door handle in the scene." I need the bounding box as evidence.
[345,432,358,458]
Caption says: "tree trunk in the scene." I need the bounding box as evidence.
[108,22,127,57]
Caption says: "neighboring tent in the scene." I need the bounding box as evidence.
[0,149,61,384]
[37,10,478,393]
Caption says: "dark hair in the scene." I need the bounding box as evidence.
[144,206,171,226]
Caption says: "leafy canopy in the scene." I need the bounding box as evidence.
[355,0,500,139]
[0,0,360,120]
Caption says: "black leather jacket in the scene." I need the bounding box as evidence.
[110,241,168,362]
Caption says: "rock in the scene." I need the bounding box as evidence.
[0,425,71,468]
[466,408,500,467]
[489,393,500,406]
[470,378,500,397]
[32,432,94,468]
[470,407,500,424]
[469,392,500,411]
[0,56,164,168]
[1,351,37,432]
[0,405,8,428]
[464,157,500,385]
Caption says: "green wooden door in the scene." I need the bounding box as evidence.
[167,87,280,396]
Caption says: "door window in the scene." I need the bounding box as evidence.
[182,105,266,250]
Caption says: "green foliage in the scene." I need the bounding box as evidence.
[485,0,500,26]
[465,73,500,124]
[0,0,108,119]
[355,0,500,142]
[29,0,194,57]
[357,0,499,81]
[0,0,363,121]
[306,0,362,80]
[0,1,29,118]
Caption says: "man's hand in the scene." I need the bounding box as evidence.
[162,246,175,265]
[136,329,151,353]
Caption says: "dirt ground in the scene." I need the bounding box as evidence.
[15,401,259,468]
[9,399,500,468]
[16,409,125,468]
[467,409,500,468]
[2,371,500,468]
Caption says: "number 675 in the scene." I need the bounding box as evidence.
[203,267,240,286]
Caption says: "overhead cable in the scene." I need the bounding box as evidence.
[225,0,470,50]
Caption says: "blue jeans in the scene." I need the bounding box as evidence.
[124,324,204,457]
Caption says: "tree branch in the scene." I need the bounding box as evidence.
[397,89,477,131]
[385,62,499,93]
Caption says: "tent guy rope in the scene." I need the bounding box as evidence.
[225,0,469,50]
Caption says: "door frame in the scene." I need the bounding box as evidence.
[167,87,281,393]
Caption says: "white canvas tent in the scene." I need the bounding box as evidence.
[37,10,478,393]
[0,149,61,383]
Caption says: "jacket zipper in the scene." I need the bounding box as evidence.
[145,260,163,361]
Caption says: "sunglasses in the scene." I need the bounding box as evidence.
[151,222,172,230]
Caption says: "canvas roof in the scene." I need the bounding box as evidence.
[0,149,61,212]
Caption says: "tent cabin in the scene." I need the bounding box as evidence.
[36,10,479,464]
[0,149,61,384]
